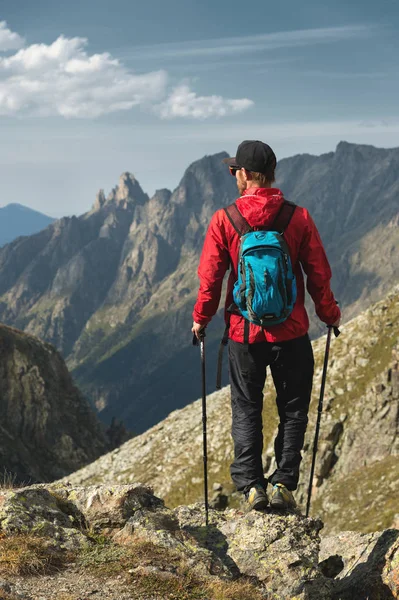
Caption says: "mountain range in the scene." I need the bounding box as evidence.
[0,141,397,433]
[0,203,54,247]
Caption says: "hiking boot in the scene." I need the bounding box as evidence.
[270,483,297,510]
[245,483,269,511]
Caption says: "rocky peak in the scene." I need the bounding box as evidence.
[182,151,229,176]
[334,140,390,162]
[334,140,370,155]
[335,140,354,153]
[92,189,106,211]
[151,188,172,205]
[172,151,235,216]
[90,174,149,213]
[176,152,229,192]
[112,172,148,206]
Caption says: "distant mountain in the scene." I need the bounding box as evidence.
[0,142,397,434]
[0,203,54,247]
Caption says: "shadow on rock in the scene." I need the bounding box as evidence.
[181,521,243,579]
[331,529,399,600]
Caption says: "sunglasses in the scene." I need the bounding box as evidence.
[229,166,241,176]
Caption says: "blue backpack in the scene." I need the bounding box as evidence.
[224,200,297,327]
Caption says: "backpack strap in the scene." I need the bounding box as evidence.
[224,200,296,236]
[216,324,230,390]
[272,200,296,233]
[224,203,252,236]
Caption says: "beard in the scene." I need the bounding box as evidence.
[237,179,246,195]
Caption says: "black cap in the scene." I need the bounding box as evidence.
[223,140,276,175]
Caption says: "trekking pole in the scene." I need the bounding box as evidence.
[192,330,209,527]
[306,325,340,518]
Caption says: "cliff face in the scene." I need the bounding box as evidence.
[63,287,399,535]
[0,143,397,432]
[0,323,108,482]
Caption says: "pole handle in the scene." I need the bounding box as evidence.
[192,329,206,346]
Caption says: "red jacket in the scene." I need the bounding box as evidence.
[193,187,340,343]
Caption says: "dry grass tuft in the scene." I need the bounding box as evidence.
[204,578,266,600]
[0,533,71,576]
[0,469,19,490]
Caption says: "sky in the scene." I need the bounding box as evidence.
[0,0,398,217]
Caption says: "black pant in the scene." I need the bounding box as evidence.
[228,333,314,492]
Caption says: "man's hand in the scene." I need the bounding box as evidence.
[332,317,341,328]
[192,321,206,340]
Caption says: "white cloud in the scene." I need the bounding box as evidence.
[0,21,24,51]
[157,85,253,119]
[120,25,374,61]
[0,36,168,117]
[0,33,253,119]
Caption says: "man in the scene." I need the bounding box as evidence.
[192,140,340,511]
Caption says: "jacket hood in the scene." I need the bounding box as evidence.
[235,187,285,228]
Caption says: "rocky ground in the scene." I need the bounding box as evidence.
[0,483,397,600]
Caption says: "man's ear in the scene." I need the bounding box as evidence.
[243,169,252,181]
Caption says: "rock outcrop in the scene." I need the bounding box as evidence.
[0,323,108,483]
[0,483,397,599]
[320,530,399,599]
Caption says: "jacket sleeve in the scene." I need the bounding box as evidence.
[193,210,230,325]
[298,209,341,325]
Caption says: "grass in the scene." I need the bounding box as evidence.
[76,536,266,600]
[312,455,399,534]
[0,469,19,490]
[128,571,266,600]
[0,533,72,576]
[329,292,399,421]
[0,469,32,491]
[77,533,129,576]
